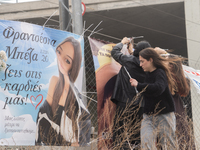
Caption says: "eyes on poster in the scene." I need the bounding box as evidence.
[0,20,91,146]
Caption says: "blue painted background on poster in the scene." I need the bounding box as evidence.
[0,20,84,145]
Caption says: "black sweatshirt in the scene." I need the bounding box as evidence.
[111,43,146,106]
[137,68,175,115]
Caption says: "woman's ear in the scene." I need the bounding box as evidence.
[149,58,153,63]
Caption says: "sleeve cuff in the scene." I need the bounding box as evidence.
[137,82,147,91]
[117,42,123,47]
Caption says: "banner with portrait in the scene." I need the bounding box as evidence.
[88,37,129,149]
[183,65,200,144]
[0,20,91,146]
[183,65,200,94]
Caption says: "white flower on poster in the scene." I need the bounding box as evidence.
[0,50,7,71]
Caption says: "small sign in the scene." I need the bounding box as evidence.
[82,2,86,16]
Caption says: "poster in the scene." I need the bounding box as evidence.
[0,20,90,146]
[183,64,200,145]
[89,37,126,149]
[183,65,200,94]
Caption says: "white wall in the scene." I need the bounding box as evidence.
[185,0,200,148]
[0,0,183,20]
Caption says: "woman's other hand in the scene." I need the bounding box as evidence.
[71,141,79,147]
[130,78,138,87]
[121,37,131,45]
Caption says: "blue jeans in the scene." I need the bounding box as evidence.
[141,112,176,150]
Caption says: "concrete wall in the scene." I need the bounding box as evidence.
[185,0,200,63]
[0,0,59,20]
[185,0,200,147]
[0,0,183,20]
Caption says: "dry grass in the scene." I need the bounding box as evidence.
[96,90,199,150]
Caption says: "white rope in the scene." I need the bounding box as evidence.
[81,23,94,37]
[86,29,121,41]
[59,0,71,15]
[79,93,97,103]
[82,92,97,94]
[89,21,103,37]
[42,10,58,29]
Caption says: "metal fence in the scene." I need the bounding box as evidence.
[185,60,200,148]
[84,37,98,133]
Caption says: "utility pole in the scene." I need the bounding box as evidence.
[59,0,71,31]
[59,0,86,105]
[71,0,83,35]
[71,0,87,107]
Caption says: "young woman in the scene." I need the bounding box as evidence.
[169,55,193,150]
[35,37,91,146]
[130,48,177,150]
[154,47,196,149]
[111,37,151,149]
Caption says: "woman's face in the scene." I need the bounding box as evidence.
[56,42,74,76]
[139,55,154,72]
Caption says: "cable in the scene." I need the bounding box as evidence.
[43,10,58,29]
[86,0,200,27]
[88,12,200,44]
[132,0,200,27]
[42,16,59,23]
[42,0,58,5]
[79,93,97,103]
[86,29,121,41]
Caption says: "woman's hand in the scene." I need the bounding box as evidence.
[130,78,138,87]
[121,37,131,45]
[71,141,79,147]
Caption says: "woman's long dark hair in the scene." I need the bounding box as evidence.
[134,40,151,57]
[139,48,177,95]
[52,37,82,140]
[169,55,189,97]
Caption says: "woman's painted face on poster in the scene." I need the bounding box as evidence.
[56,42,74,76]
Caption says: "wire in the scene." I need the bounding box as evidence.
[89,20,103,37]
[42,0,58,5]
[88,12,200,44]
[42,16,59,23]
[132,0,200,27]
[81,23,93,37]
[79,93,97,103]
[86,29,121,41]
[86,0,200,27]
[43,10,58,29]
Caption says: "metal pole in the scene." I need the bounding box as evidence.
[59,0,71,31]
[71,0,83,35]
[71,0,87,107]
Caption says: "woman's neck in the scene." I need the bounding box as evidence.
[149,66,157,72]
[63,74,70,88]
